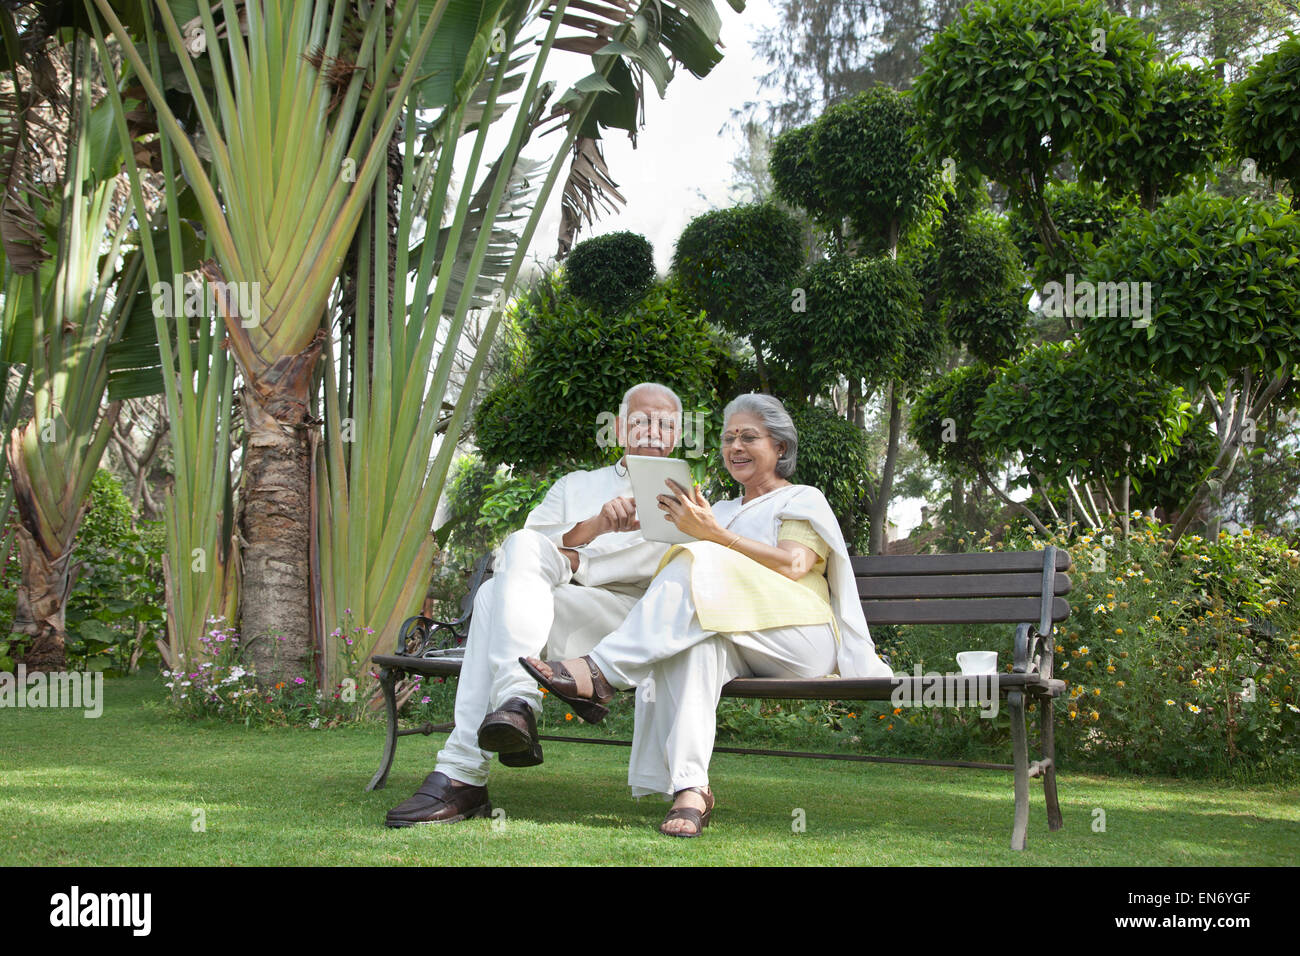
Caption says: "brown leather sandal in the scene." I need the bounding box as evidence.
[659,787,714,838]
[519,655,615,724]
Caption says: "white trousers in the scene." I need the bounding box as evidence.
[587,553,838,799]
[434,529,642,786]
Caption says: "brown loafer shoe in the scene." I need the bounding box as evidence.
[384,771,491,827]
[477,697,543,768]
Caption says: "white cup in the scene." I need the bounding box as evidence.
[956,651,998,675]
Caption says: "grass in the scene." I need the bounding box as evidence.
[3,673,1297,865]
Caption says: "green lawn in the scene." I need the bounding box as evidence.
[2,673,1296,865]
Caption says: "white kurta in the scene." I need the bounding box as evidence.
[585,484,888,798]
[434,463,669,786]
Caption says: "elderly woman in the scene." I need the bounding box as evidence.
[522,394,891,837]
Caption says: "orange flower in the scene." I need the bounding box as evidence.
[847,712,857,718]
[887,723,894,730]
[892,707,902,715]
[564,713,573,721]
[275,682,285,690]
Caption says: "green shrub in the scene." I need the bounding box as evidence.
[671,203,804,341]
[2,470,166,674]
[1225,34,1300,196]
[563,231,656,313]
[474,275,726,470]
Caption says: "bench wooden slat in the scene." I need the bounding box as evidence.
[857,572,1072,599]
[721,674,1060,699]
[851,551,1071,575]
[371,656,1064,700]
[862,595,1071,625]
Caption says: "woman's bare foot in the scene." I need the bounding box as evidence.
[661,787,713,836]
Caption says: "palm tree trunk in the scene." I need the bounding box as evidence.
[236,333,326,683]
[9,522,74,672]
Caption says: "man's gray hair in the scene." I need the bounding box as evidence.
[621,382,682,415]
[723,393,798,479]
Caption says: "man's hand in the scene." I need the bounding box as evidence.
[596,495,639,535]
[559,548,580,573]
[560,495,639,549]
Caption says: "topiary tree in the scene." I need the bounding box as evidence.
[769,123,832,225]
[910,362,1038,531]
[914,0,1155,269]
[473,274,726,471]
[1004,180,1136,290]
[971,342,1196,531]
[1224,33,1300,206]
[671,203,805,387]
[563,231,657,313]
[768,254,925,396]
[1081,191,1300,540]
[934,207,1030,364]
[770,85,938,255]
[1076,58,1227,211]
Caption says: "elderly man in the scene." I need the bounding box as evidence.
[385,382,682,826]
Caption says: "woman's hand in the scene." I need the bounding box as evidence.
[657,479,722,541]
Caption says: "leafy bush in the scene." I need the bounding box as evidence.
[1077,58,1227,208]
[474,275,726,470]
[910,363,999,481]
[63,470,166,674]
[1082,192,1300,393]
[563,231,656,313]
[767,254,925,394]
[671,203,804,341]
[807,86,938,252]
[1224,34,1300,195]
[1,470,166,674]
[972,341,1195,487]
[1005,181,1136,288]
[914,0,1155,206]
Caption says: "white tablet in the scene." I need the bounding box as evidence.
[625,455,695,544]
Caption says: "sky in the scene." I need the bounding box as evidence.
[512,0,781,272]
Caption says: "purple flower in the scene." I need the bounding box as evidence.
[293,677,306,685]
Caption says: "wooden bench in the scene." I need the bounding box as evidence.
[368,546,1071,849]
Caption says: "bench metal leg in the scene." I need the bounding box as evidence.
[366,667,400,792]
[1008,689,1029,851]
[1039,695,1063,831]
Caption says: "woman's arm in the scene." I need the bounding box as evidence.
[660,481,819,581]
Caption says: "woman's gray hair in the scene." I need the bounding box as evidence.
[722,393,798,479]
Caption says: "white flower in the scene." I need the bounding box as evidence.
[309,718,321,729]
